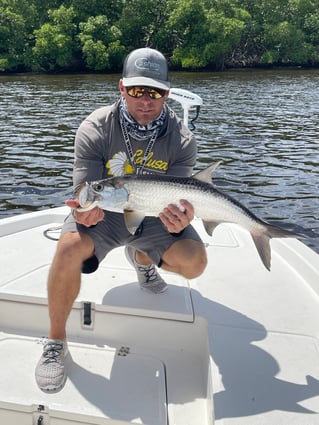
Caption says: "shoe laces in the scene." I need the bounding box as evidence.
[137,263,158,283]
[43,342,64,364]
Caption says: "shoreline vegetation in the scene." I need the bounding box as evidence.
[2,66,319,79]
[1,0,319,74]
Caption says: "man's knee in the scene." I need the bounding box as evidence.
[162,239,207,279]
[55,232,94,265]
[185,247,207,279]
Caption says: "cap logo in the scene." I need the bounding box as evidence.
[135,58,161,74]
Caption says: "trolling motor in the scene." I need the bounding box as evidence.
[168,88,203,130]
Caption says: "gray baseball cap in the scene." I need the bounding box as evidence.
[122,48,170,90]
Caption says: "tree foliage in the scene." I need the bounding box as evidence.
[1,0,319,72]
[78,15,124,70]
[31,6,77,71]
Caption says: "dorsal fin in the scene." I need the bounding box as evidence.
[193,161,222,183]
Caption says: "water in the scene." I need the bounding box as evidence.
[0,70,318,253]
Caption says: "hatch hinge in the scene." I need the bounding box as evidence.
[33,404,48,425]
[117,346,130,356]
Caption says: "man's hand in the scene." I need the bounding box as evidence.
[159,199,194,233]
[66,199,104,227]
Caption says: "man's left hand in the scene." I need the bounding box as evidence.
[159,199,194,233]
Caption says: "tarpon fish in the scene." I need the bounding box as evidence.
[74,163,298,271]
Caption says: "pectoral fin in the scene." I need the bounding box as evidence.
[202,220,220,236]
[124,210,146,235]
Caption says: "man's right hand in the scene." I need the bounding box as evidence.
[65,199,105,227]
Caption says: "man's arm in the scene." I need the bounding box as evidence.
[68,110,111,226]
[73,121,107,186]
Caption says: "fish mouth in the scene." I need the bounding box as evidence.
[73,183,88,204]
[73,182,99,211]
[76,202,99,212]
[73,182,86,197]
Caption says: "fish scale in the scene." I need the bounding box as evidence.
[75,163,299,271]
[122,178,256,230]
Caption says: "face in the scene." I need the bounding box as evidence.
[119,79,169,126]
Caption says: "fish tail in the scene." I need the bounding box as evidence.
[251,224,300,271]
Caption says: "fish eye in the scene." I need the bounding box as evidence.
[92,183,104,192]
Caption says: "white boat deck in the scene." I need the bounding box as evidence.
[1,206,319,424]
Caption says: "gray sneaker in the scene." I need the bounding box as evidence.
[125,246,168,294]
[35,339,68,393]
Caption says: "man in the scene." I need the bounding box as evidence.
[35,48,207,393]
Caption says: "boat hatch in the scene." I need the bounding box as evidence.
[0,335,167,425]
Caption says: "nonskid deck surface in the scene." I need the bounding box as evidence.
[0,336,167,425]
[192,226,319,424]
[0,208,212,425]
[1,207,319,424]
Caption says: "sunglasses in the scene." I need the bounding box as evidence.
[126,86,166,99]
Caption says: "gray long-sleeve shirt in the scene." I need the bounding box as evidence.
[73,100,197,186]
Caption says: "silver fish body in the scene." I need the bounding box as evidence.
[74,163,298,271]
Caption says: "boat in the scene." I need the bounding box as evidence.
[1,89,319,425]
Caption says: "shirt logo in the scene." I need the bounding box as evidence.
[106,150,168,176]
